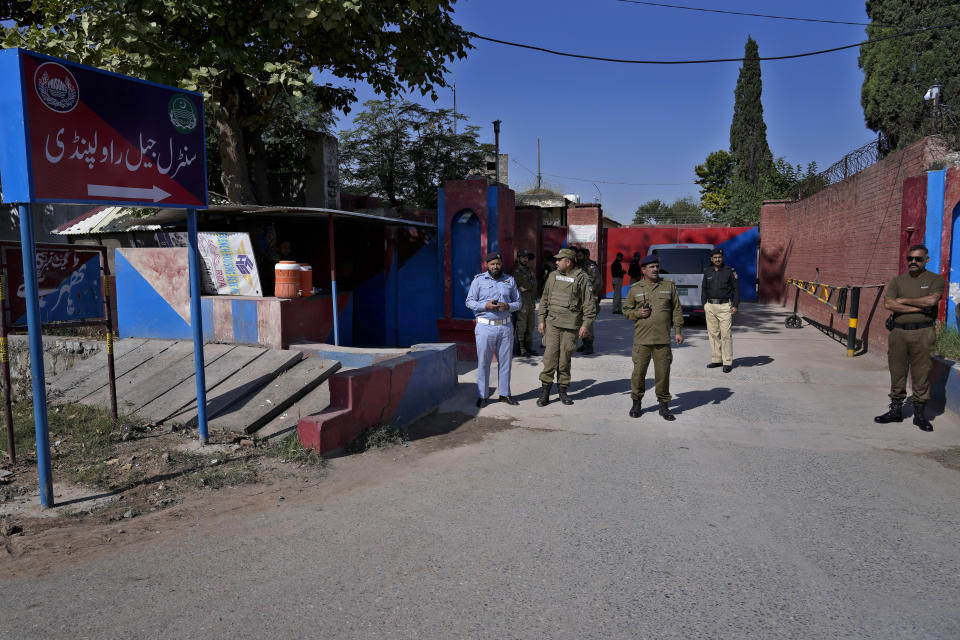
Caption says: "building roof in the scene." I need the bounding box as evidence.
[53,204,438,236]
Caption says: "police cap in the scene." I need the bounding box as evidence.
[640,255,660,266]
[554,248,577,261]
[484,252,502,263]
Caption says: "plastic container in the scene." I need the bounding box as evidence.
[299,264,313,297]
[275,261,301,298]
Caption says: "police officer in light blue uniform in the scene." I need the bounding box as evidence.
[466,252,522,408]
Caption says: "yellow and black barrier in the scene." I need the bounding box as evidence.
[785,278,878,357]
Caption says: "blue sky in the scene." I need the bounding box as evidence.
[328,0,877,224]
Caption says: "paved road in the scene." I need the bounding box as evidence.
[3,303,960,639]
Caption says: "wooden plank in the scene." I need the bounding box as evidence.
[136,345,268,423]
[167,349,303,427]
[210,358,341,433]
[254,376,332,441]
[51,339,177,405]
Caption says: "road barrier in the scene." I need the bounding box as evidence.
[785,278,885,357]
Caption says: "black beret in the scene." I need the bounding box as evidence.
[711,248,724,256]
[640,255,659,266]
[485,252,502,262]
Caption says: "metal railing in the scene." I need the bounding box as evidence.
[785,278,885,357]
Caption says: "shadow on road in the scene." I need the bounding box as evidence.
[668,387,734,414]
[733,355,774,368]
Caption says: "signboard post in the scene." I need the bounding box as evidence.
[0,48,209,507]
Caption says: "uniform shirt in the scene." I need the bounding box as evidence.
[539,267,597,330]
[584,260,603,296]
[611,261,625,279]
[700,264,740,307]
[623,278,683,345]
[628,261,642,281]
[465,271,521,321]
[513,264,538,301]
[886,269,945,324]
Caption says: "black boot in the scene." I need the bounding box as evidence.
[558,386,574,405]
[576,342,585,353]
[581,340,594,355]
[874,398,904,423]
[525,342,539,356]
[536,382,552,407]
[658,401,675,421]
[628,398,642,418]
[519,345,530,357]
[913,402,933,432]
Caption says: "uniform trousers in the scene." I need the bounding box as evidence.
[704,301,733,365]
[631,343,672,403]
[476,322,514,398]
[516,297,537,348]
[539,324,578,387]
[888,326,935,403]
[612,277,623,313]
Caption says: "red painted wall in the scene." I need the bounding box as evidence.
[758,137,937,355]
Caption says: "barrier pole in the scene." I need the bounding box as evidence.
[847,287,860,357]
[19,204,53,507]
[328,213,339,346]
[102,273,118,422]
[0,274,13,464]
[187,208,209,445]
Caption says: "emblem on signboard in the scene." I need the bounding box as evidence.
[34,62,79,113]
[168,95,198,133]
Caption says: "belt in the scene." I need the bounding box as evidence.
[706,298,730,304]
[476,317,510,326]
[893,321,934,330]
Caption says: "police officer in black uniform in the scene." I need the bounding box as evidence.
[701,248,739,372]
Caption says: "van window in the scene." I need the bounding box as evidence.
[652,249,713,274]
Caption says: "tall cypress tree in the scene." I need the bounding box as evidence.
[859,0,960,151]
[729,37,773,189]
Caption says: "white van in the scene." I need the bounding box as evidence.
[647,243,714,317]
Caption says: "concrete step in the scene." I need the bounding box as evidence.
[50,339,175,404]
[256,379,333,441]
[166,349,304,427]
[137,345,269,424]
[209,358,340,434]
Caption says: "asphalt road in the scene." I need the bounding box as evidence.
[3,302,960,639]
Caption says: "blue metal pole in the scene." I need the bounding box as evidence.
[18,204,53,507]
[186,208,209,445]
[328,213,339,346]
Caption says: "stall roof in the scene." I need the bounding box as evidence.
[53,204,437,235]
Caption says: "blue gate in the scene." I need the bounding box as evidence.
[451,210,480,319]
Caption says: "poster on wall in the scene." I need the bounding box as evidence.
[155,231,262,296]
[567,224,597,243]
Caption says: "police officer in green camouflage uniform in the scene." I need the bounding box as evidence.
[623,254,684,421]
[575,247,603,355]
[513,249,539,356]
[537,248,597,406]
[874,244,944,432]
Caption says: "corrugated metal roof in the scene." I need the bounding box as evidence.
[53,204,436,236]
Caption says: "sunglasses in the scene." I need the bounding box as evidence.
[906,256,925,262]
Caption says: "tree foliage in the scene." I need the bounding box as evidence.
[338,99,491,209]
[632,196,709,225]
[859,0,960,151]
[694,150,733,217]
[729,36,773,189]
[1,1,471,204]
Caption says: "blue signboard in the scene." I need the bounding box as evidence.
[0,48,207,209]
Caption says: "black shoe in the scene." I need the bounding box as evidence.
[658,402,675,421]
[536,383,552,407]
[500,395,519,406]
[629,399,642,418]
[576,342,585,353]
[581,343,594,355]
[722,365,732,373]
[558,387,574,405]
[476,397,488,409]
[706,362,722,368]
[525,344,539,356]
[519,347,530,357]
[874,399,904,424]
[913,402,933,431]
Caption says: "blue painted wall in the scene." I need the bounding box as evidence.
[716,226,760,302]
[948,202,960,328]
[392,344,457,427]
[354,271,386,346]
[397,233,440,345]
[487,186,499,253]
[926,170,946,273]
[451,210,480,319]
[116,251,191,339]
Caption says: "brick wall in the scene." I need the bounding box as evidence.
[758,137,943,356]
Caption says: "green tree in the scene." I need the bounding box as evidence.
[339,99,490,209]
[632,196,708,225]
[1,1,470,204]
[729,36,773,189]
[859,0,960,151]
[694,150,734,217]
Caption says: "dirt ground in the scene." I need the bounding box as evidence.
[0,411,519,578]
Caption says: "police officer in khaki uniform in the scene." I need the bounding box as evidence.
[575,247,603,355]
[513,249,539,356]
[874,244,944,431]
[537,248,597,406]
[623,254,684,420]
[701,248,739,372]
